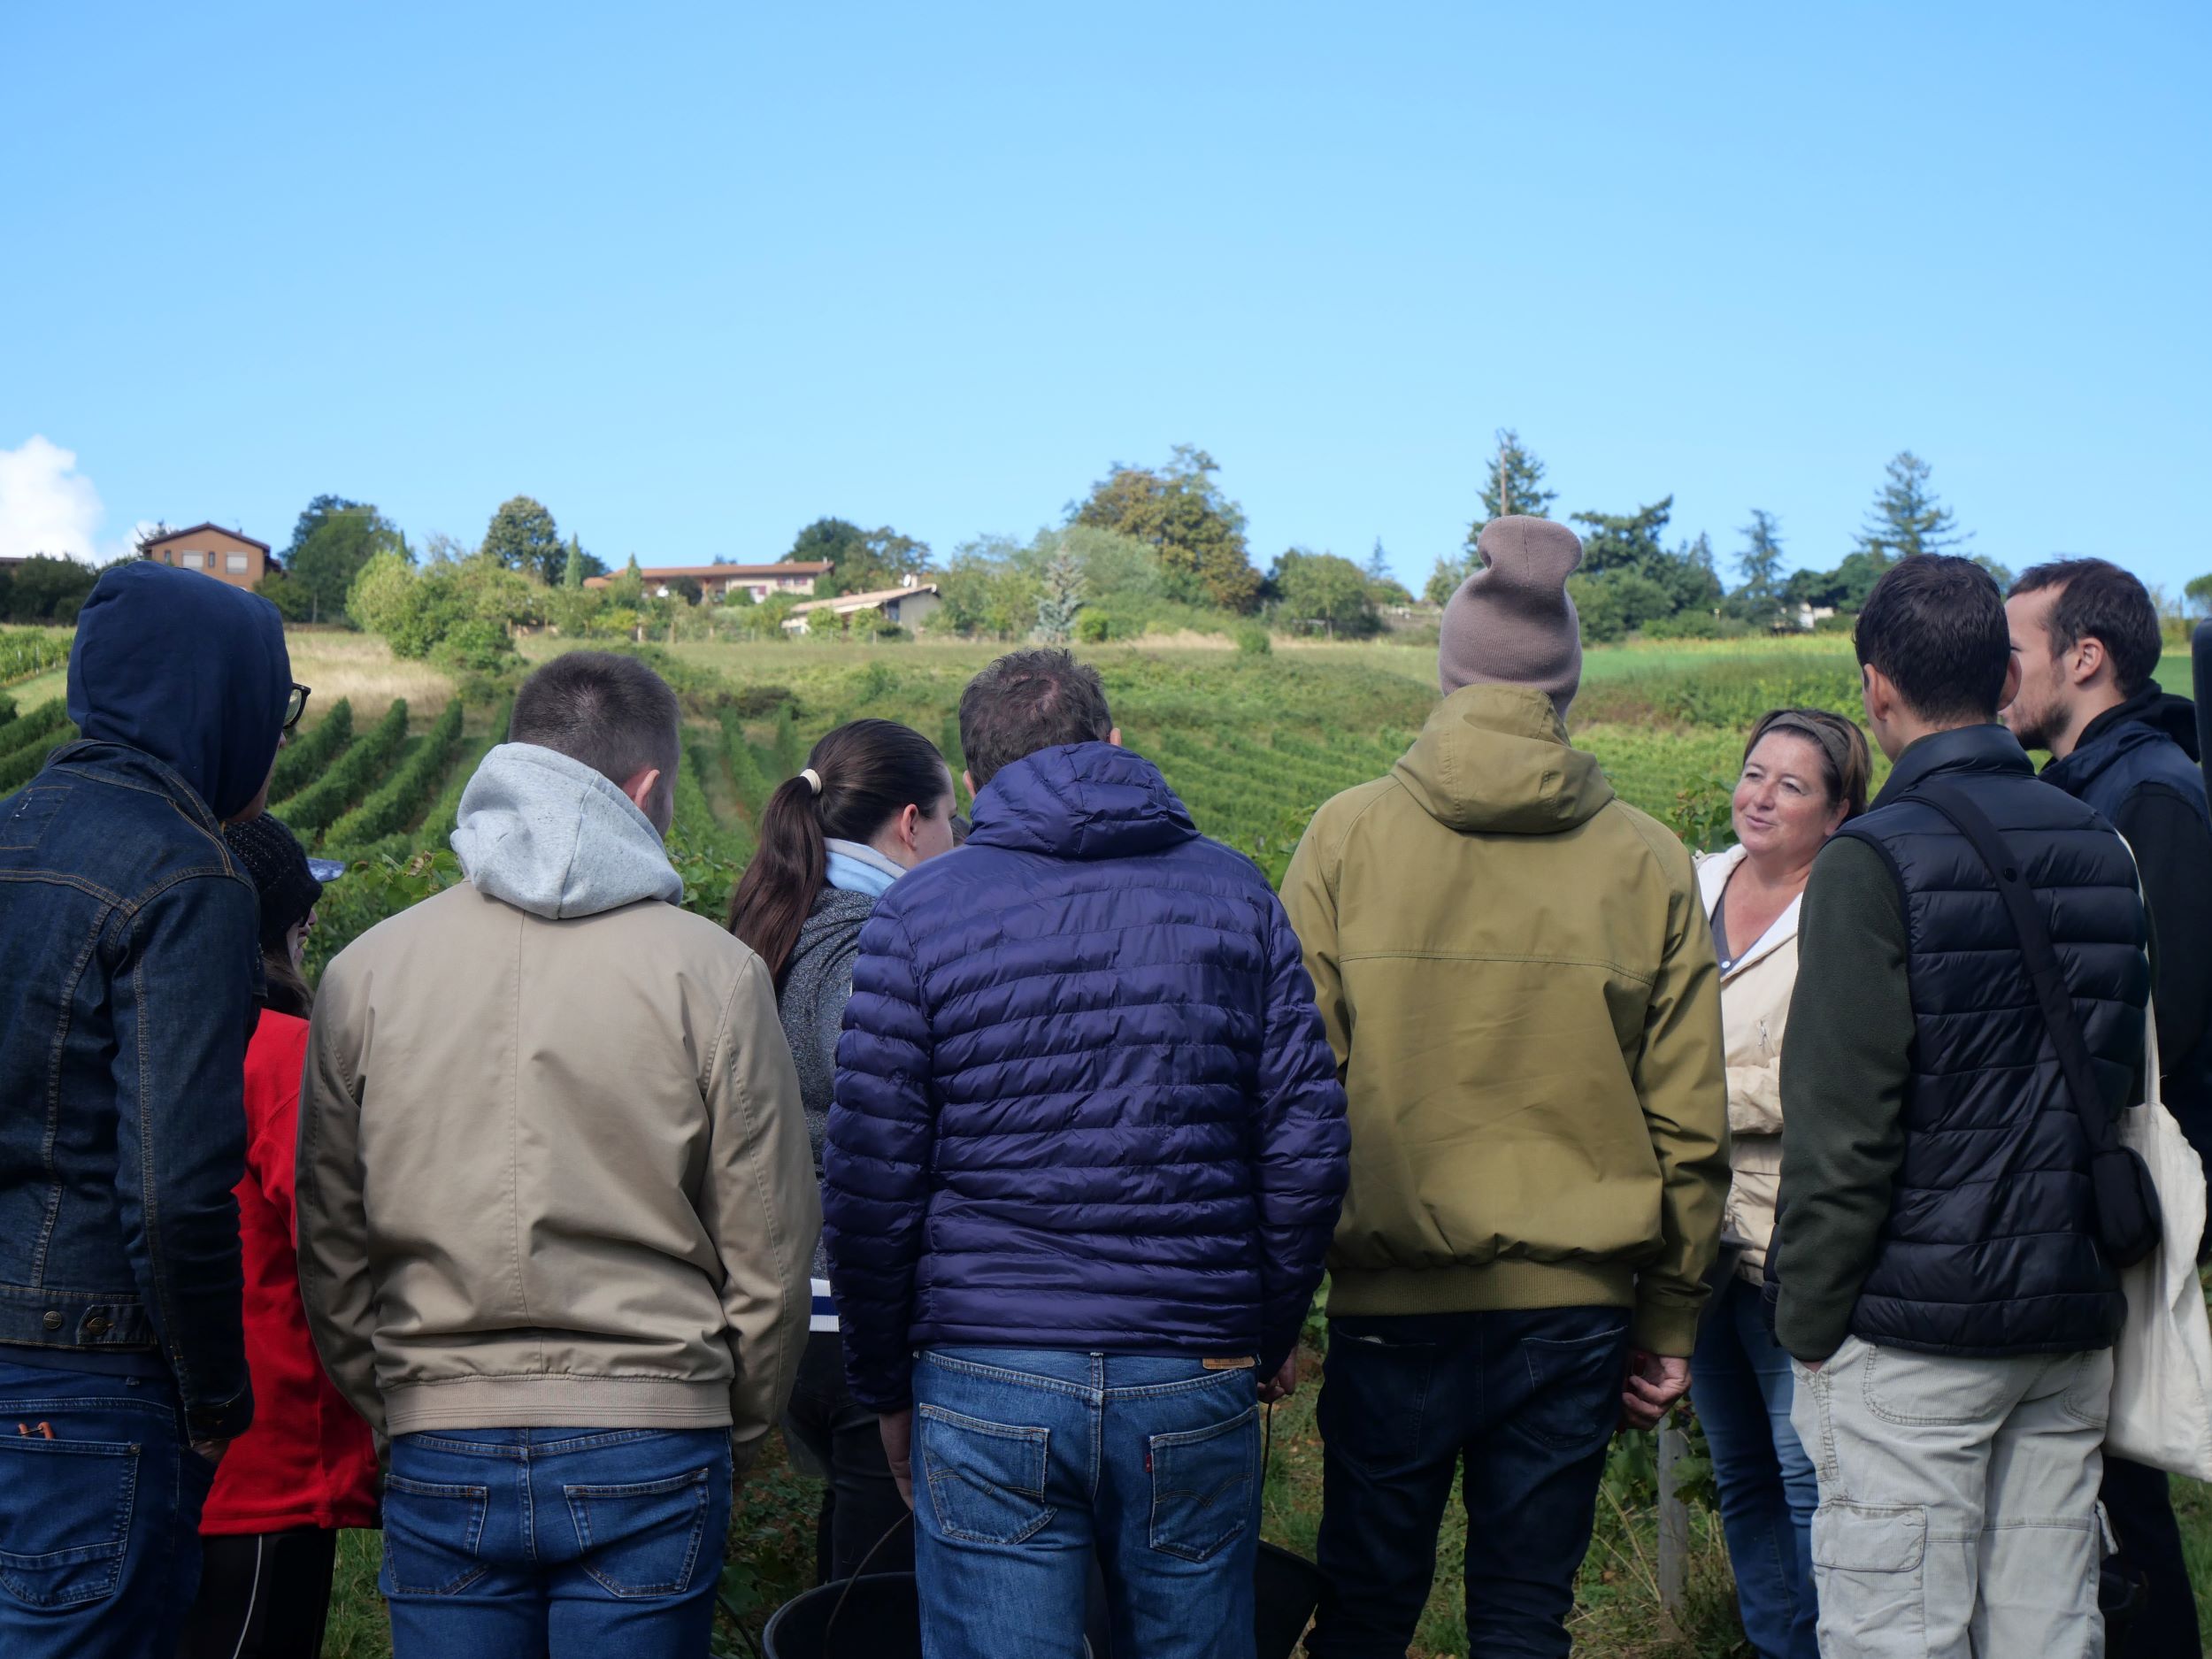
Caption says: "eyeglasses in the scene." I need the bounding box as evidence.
[283,684,312,733]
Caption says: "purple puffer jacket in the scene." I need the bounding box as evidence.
[822,741,1348,1414]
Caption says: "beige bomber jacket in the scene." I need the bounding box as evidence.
[296,746,818,1449]
[1694,842,1802,1284]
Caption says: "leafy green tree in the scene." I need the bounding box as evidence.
[1475,429,1557,531]
[0,554,98,623]
[785,518,932,595]
[561,534,587,589]
[608,555,647,609]
[1572,498,1674,577]
[1364,538,1413,605]
[1073,445,1262,613]
[1856,451,1968,564]
[292,504,403,625]
[1425,555,1468,607]
[1273,549,1380,638]
[481,496,565,584]
[1033,545,1087,643]
[281,495,364,566]
[1732,510,1786,619]
[2185,572,2212,618]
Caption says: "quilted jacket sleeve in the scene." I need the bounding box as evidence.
[823,902,937,1415]
[1251,892,1351,1378]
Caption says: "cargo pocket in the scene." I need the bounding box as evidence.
[1148,1406,1257,1563]
[1810,1502,1927,1656]
[380,1476,490,1596]
[0,1436,139,1609]
[918,1405,1053,1546]
[565,1467,714,1597]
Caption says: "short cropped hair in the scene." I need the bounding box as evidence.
[2008,558,2164,697]
[958,649,1113,787]
[509,650,682,787]
[1854,556,2011,726]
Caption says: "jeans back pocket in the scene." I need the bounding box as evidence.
[918,1404,1053,1546]
[1518,1324,1630,1451]
[564,1467,716,1597]
[380,1476,490,1596]
[0,1435,140,1609]
[1148,1405,1256,1563]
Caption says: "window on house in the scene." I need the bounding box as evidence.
[226,553,250,572]
[180,551,206,570]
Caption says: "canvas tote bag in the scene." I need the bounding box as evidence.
[2108,1006,2212,1479]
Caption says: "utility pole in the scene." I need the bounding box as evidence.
[1499,441,1510,519]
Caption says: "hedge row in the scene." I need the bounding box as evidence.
[0,629,71,687]
[272,699,408,836]
[269,698,353,801]
[0,699,70,761]
[0,723,74,792]
[347,697,511,864]
[325,697,466,851]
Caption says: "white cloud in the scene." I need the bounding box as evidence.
[0,435,111,565]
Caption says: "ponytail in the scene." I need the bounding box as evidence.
[728,775,829,984]
[727,718,954,987]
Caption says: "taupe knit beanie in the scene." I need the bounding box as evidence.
[1438,515,1584,716]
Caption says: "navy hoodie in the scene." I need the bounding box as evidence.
[67,560,291,818]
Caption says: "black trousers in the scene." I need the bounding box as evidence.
[783,1330,913,1585]
[184,1527,339,1659]
[2101,1456,2203,1659]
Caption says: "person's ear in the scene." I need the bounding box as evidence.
[621,766,662,818]
[1998,652,2023,714]
[2070,635,2106,688]
[1860,664,1886,726]
[963,768,977,799]
[896,802,922,852]
[1108,726,1123,749]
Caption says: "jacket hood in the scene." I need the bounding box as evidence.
[2048,687,2201,792]
[966,742,1200,860]
[1392,684,1614,834]
[66,561,290,819]
[450,742,684,918]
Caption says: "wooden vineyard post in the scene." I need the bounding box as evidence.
[1657,1424,1690,1618]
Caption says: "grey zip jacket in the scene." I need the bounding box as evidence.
[296,743,818,1447]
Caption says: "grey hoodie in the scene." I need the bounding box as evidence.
[452,742,686,918]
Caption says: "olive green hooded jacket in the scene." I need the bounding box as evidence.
[1280,685,1730,1356]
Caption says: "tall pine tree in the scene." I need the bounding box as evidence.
[1855,451,1968,563]
[1730,510,1786,623]
[1468,430,1557,551]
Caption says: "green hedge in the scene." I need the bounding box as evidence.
[0,725,73,792]
[0,699,70,761]
[269,698,353,800]
[272,699,408,836]
[326,698,466,851]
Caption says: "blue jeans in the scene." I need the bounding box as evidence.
[1690,1276,1818,1659]
[912,1348,1261,1659]
[380,1426,733,1659]
[1307,1306,1631,1659]
[0,1356,214,1658]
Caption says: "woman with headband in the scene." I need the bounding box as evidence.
[726,718,959,1586]
[1688,707,1871,1659]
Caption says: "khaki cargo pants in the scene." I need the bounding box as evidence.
[1788,1336,2112,1659]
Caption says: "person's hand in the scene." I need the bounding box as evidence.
[189,1439,230,1469]
[1619,1351,1693,1432]
[879,1409,914,1509]
[1259,1354,1298,1403]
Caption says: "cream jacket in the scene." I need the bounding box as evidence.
[1695,843,1803,1284]
[297,824,818,1447]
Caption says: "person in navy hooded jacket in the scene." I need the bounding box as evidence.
[0,561,293,1659]
[825,648,1348,1659]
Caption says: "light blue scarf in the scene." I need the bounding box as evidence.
[825,838,905,898]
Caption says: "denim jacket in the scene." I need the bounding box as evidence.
[0,739,264,1440]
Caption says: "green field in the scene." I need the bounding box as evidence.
[5,626,2208,1655]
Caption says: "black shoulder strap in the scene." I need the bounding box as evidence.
[1907,777,2117,1152]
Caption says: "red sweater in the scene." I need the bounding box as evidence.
[201,1010,380,1535]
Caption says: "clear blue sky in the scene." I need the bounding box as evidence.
[4,3,2207,596]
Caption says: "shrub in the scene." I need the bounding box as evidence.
[1813,611,1856,634]
[268,698,353,801]
[325,697,467,850]
[433,619,517,673]
[0,716,74,792]
[1236,626,1272,656]
[0,698,70,761]
[272,699,409,836]
[0,627,72,686]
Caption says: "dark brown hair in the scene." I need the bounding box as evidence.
[262,944,314,1020]
[2008,557,2164,697]
[510,651,682,790]
[1854,556,2011,724]
[727,718,954,985]
[957,649,1114,787]
[1744,707,1872,821]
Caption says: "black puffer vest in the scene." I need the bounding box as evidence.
[1841,726,2148,1356]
